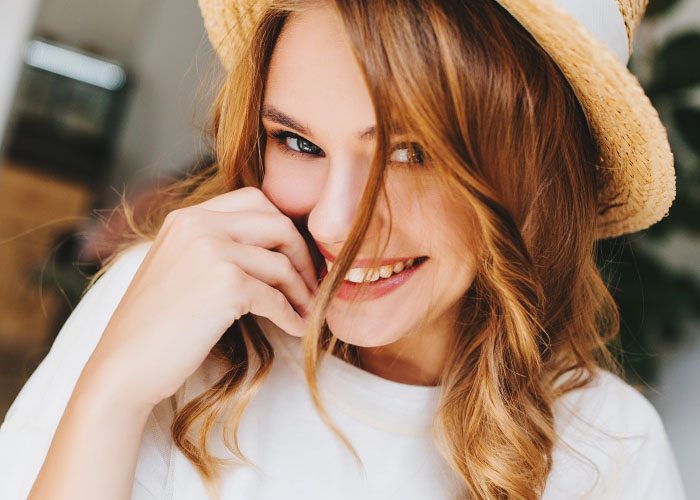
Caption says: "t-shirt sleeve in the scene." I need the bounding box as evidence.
[546,369,686,499]
[0,240,154,500]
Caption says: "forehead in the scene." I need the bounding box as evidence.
[263,5,375,140]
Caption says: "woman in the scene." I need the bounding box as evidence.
[0,0,686,498]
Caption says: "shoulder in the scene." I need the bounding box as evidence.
[544,369,686,499]
[554,369,663,437]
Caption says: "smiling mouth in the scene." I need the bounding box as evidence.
[301,226,429,288]
[328,255,428,302]
[325,256,429,283]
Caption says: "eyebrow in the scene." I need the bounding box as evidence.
[261,103,376,141]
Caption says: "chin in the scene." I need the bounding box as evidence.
[326,315,407,348]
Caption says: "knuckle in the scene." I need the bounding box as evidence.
[272,288,288,309]
[274,252,295,282]
[163,208,182,227]
[256,191,274,212]
[171,207,202,232]
[239,186,261,196]
[190,236,218,257]
[278,215,296,237]
[241,186,266,204]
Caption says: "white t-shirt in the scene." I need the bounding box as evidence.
[0,240,687,499]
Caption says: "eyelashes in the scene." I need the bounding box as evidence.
[269,130,324,159]
[267,129,426,166]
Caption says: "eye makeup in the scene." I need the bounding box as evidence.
[266,129,427,166]
[268,130,324,159]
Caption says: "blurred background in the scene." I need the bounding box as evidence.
[0,0,698,495]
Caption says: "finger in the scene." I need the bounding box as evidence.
[242,273,307,337]
[226,241,313,317]
[195,187,280,214]
[204,210,318,292]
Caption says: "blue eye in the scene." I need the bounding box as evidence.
[267,129,426,166]
[269,130,324,159]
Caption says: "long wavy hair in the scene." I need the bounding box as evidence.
[96,0,620,498]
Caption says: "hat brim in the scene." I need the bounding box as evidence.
[496,0,675,239]
[199,0,676,239]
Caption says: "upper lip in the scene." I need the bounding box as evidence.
[315,241,424,268]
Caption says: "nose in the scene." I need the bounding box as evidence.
[307,156,373,246]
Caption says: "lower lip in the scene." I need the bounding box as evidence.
[319,258,428,302]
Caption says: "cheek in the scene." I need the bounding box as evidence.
[408,184,480,287]
[261,151,325,218]
[435,202,481,293]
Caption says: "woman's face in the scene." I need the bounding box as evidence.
[261,4,478,349]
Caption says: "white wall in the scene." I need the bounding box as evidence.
[0,0,41,145]
[33,0,155,61]
[654,322,700,498]
[29,0,222,198]
[108,0,222,192]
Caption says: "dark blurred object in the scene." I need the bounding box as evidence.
[3,38,129,184]
[0,163,92,353]
[597,0,700,385]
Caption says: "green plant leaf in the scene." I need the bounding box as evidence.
[646,0,684,18]
[596,237,700,383]
[649,31,700,96]
[674,106,700,156]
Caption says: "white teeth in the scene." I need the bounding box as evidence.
[367,268,380,282]
[324,255,422,283]
[345,268,367,283]
[379,265,393,278]
[331,257,421,283]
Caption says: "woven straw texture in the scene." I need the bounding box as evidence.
[198,0,675,240]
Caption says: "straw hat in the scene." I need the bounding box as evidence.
[198,0,675,240]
